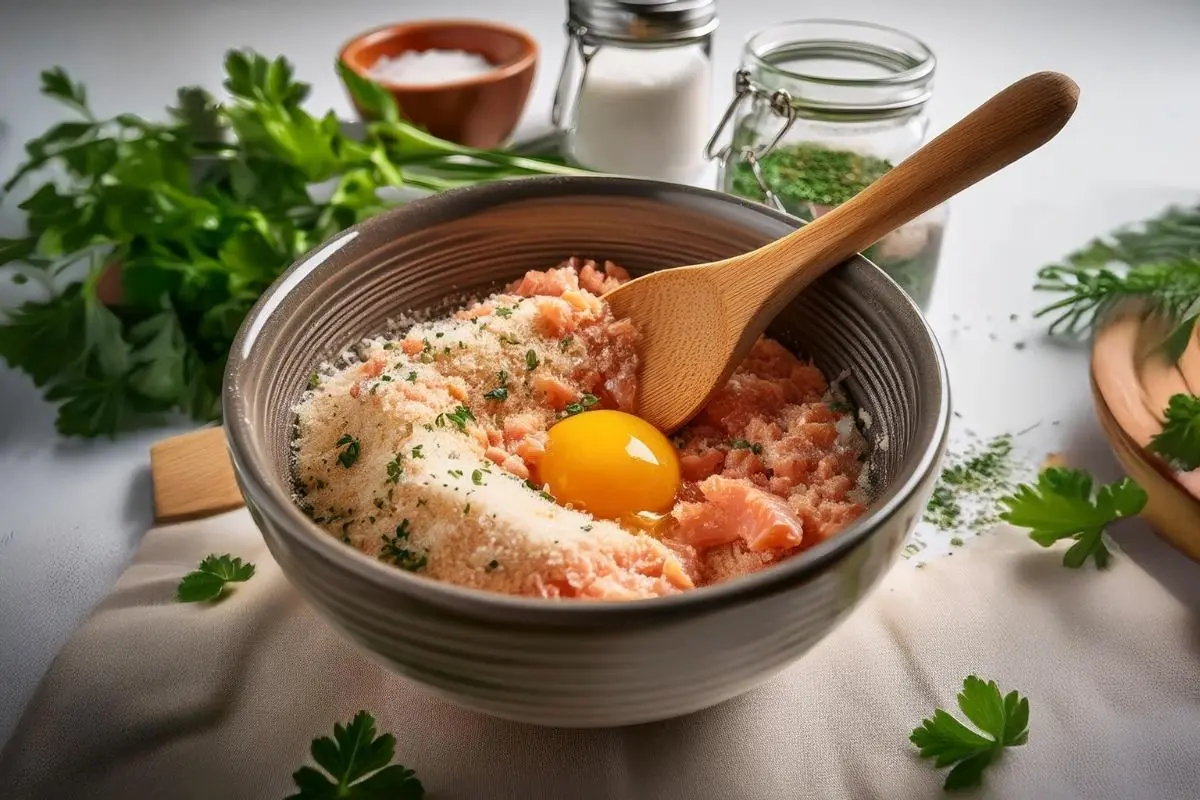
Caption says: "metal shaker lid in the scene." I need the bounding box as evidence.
[567,0,719,45]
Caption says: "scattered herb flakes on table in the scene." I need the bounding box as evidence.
[911,675,1030,792]
[0,52,586,438]
[906,432,1023,559]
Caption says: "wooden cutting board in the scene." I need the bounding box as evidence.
[149,426,244,524]
[1090,310,1200,561]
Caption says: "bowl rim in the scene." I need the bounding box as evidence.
[338,18,539,94]
[224,174,951,624]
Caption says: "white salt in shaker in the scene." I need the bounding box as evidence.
[552,0,718,183]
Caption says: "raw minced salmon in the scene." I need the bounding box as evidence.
[293,258,867,601]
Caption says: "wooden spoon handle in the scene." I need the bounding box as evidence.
[725,71,1079,311]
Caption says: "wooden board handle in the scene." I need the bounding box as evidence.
[150,426,245,524]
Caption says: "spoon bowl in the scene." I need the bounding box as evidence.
[606,71,1080,432]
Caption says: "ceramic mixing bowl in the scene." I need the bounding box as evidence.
[223,176,950,728]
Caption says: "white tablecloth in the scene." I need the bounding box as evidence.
[1,510,1197,799]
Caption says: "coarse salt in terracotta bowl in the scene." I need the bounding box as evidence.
[338,19,537,149]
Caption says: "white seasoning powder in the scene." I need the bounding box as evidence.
[369,50,496,86]
[569,45,711,183]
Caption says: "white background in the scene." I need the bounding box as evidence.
[1,0,1199,746]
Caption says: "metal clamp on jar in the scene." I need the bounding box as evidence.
[553,0,718,184]
[707,19,947,309]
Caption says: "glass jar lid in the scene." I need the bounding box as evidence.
[568,0,719,45]
[746,19,935,120]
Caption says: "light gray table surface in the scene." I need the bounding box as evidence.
[2,0,1199,748]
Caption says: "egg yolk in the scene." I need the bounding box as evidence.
[539,409,681,520]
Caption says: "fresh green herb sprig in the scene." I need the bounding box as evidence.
[911,676,1030,792]
[1148,393,1200,471]
[288,711,423,800]
[1034,205,1200,358]
[0,52,587,438]
[176,553,255,602]
[999,467,1147,569]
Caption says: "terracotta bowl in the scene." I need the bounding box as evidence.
[338,19,537,148]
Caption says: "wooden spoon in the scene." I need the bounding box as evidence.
[605,71,1080,432]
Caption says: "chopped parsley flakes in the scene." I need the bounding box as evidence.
[483,370,509,401]
[385,453,405,484]
[380,520,427,572]
[730,438,764,455]
[563,393,600,417]
[439,405,475,432]
[336,434,361,468]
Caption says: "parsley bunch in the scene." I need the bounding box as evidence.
[1034,204,1200,359]
[999,467,1147,568]
[0,51,586,437]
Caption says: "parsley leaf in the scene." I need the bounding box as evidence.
[525,349,539,370]
[288,710,423,800]
[911,676,1030,792]
[176,554,256,602]
[730,438,764,455]
[1148,393,1200,471]
[998,467,1147,568]
[336,434,361,468]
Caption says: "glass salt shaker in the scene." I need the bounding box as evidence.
[553,0,719,184]
[707,19,947,309]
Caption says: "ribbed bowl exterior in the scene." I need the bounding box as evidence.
[224,176,950,728]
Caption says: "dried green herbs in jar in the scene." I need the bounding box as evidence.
[729,143,892,209]
[728,142,945,308]
[709,21,946,309]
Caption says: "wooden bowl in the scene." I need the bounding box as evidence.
[338,19,537,149]
[1090,309,1200,560]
